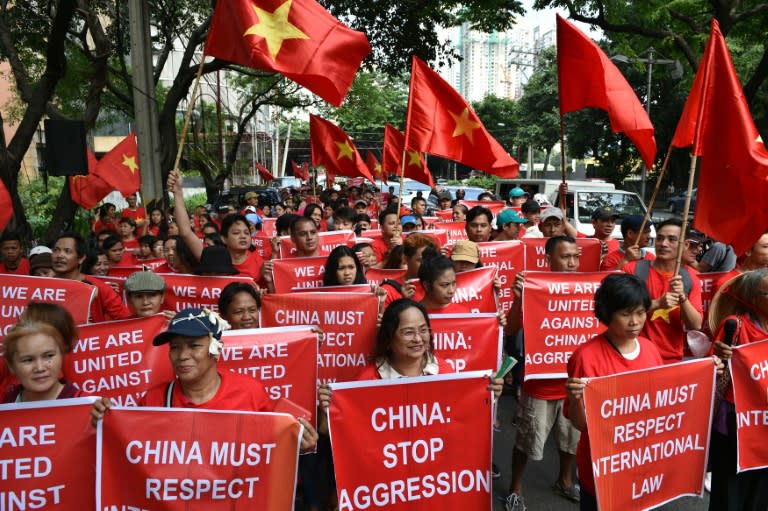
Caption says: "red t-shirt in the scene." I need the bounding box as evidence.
[121,207,147,225]
[370,237,392,262]
[382,278,424,308]
[233,250,265,280]
[0,258,30,275]
[141,370,273,411]
[567,334,663,497]
[122,238,140,251]
[623,261,702,363]
[82,276,132,322]
[355,356,455,380]
[600,248,655,271]
[522,378,567,401]
[93,219,117,234]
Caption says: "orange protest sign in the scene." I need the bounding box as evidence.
[730,338,768,472]
[160,273,254,313]
[329,371,494,510]
[98,407,302,510]
[0,398,97,509]
[278,230,355,258]
[260,292,379,384]
[0,274,96,334]
[583,359,715,510]
[63,315,172,406]
[271,256,327,293]
[523,237,602,271]
[218,326,319,426]
[478,240,524,314]
[430,313,502,373]
[522,271,608,380]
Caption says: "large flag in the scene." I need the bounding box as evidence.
[405,56,518,178]
[205,0,371,106]
[69,150,112,210]
[95,132,141,196]
[556,15,656,169]
[309,114,375,183]
[670,20,768,255]
[256,162,275,181]
[365,151,383,181]
[382,124,435,187]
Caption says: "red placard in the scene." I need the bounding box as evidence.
[435,209,453,221]
[252,233,273,259]
[260,292,379,384]
[364,268,405,286]
[107,265,144,278]
[444,266,498,314]
[261,218,278,237]
[218,326,319,426]
[63,315,172,406]
[421,216,439,227]
[140,258,166,269]
[329,372,494,511]
[522,237,602,271]
[477,240,525,314]
[271,256,327,293]
[0,274,96,334]
[459,199,505,216]
[730,339,768,472]
[408,229,448,247]
[98,407,302,510]
[430,314,502,373]
[522,271,608,380]
[698,271,730,324]
[304,284,372,293]
[583,359,715,510]
[160,273,255,313]
[440,221,469,245]
[278,230,355,258]
[0,398,97,510]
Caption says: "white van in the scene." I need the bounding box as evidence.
[496,179,654,241]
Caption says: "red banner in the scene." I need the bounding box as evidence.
[306,284,372,293]
[698,271,730,322]
[260,292,379,384]
[252,233,272,260]
[107,265,144,278]
[523,238,602,271]
[430,314,501,373]
[98,407,302,510]
[218,326,319,426]
[0,398,97,509]
[408,229,448,247]
[160,273,254,313]
[459,200,505,216]
[478,241,525,314]
[522,271,608,380]
[435,209,453,221]
[730,339,768,472]
[278,230,355,258]
[63,315,172,406]
[271,256,327,293]
[440,221,469,245]
[329,372,494,510]
[0,274,96,334]
[583,359,715,510]
[364,268,405,286]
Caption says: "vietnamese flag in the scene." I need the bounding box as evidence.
[382,124,435,187]
[69,150,112,210]
[95,132,141,196]
[365,151,383,181]
[205,0,371,107]
[556,15,656,169]
[671,20,768,255]
[291,160,308,180]
[310,114,375,183]
[256,162,276,181]
[405,56,518,178]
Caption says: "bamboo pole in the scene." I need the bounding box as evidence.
[674,154,698,276]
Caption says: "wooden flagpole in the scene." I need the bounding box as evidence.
[674,154,698,275]
[172,57,206,175]
[634,148,673,242]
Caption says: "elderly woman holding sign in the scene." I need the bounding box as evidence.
[707,269,768,511]
[91,307,318,451]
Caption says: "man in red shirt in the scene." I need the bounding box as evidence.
[120,193,147,231]
[0,231,29,274]
[590,207,620,261]
[622,218,702,363]
[371,209,403,262]
[600,215,655,271]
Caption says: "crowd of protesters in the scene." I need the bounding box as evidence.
[0,175,765,511]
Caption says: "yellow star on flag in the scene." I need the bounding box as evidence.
[449,108,482,143]
[374,163,382,173]
[407,150,421,167]
[650,306,678,324]
[335,140,354,160]
[244,0,310,62]
[122,154,139,174]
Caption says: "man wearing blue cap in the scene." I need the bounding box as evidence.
[507,187,528,207]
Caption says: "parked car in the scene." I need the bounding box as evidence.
[667,188,696,215]
[212,186,281,211]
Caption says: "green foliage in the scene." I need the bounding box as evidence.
[472,95,517,152]
[19,176,90,240]
[464,176,498,189]
[184,192,209,212]
[514,48,561,154]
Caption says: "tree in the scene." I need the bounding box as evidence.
[472,95,518,153]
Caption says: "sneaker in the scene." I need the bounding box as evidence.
[504,493,526,511]
[491,463,501,479]
[553,481,580,503]
[704,472,712,492]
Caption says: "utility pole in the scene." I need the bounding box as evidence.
[128,0,164,205]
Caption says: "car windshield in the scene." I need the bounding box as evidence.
[576,192,646,222]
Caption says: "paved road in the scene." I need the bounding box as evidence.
[491,393,710,511]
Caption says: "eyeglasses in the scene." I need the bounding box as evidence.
[397,327,431,340]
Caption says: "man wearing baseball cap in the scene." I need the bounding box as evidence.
[590,207,620,259]
[507,186,528,207]
[495,209,528,241]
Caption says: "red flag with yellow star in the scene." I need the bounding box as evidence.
[382,124,435,188]
[309,114,375,183]
[70,150,113,210]
[205,0,371,107]
[365,151,383,181]
[405,56,518,178]
[95,132,141,197]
